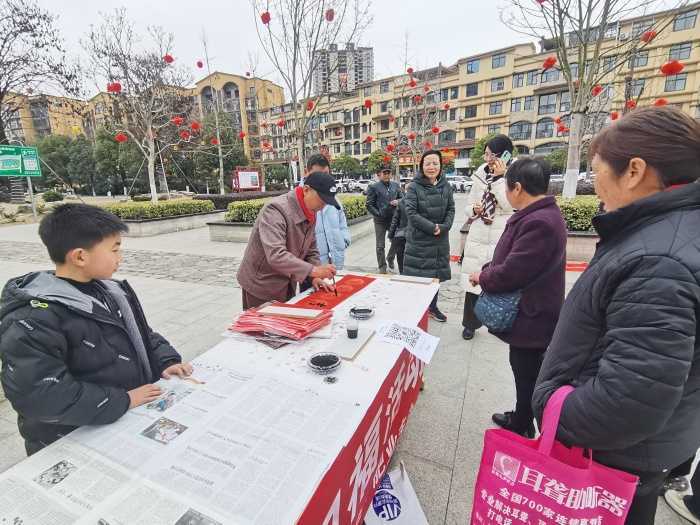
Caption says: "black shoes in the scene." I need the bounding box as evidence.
[462,327,475,340]
[429,307,447,322]
[492,411,536,439]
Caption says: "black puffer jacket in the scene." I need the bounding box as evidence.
[0,272,181,454]
[403,173,455,282]
[388,198,408,240]
[533,183,700,473]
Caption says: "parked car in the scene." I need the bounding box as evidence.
[337,178,353,192]
[355,179,372,194]
[446,175,472,193]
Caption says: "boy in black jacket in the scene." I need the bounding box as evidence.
[0,204,191,455]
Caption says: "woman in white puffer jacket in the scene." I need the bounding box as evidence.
[460,135,515,339]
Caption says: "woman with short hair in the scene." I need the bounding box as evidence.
[533,106,700,524]
[468,156,567,437]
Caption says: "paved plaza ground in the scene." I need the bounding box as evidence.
[0,193,686,524]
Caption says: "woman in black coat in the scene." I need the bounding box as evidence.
[533,106,700,524]
[403,150,455,322]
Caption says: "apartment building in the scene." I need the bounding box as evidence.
[313,43,375,95]
[260,2,700,172]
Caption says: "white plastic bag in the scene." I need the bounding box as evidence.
[363,463,428,525]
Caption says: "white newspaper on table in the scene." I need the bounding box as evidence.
[377,321,440,364]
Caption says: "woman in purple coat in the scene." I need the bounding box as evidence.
[468,157,566,437]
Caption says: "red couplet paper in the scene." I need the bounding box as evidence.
[230,302,332,340]
[295,275,375,309]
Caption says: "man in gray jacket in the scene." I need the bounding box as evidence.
[366,164,403,273]
[236,172,338,309]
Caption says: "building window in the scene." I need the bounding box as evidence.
[534,142,565,155]
[464,127,476,140]
[364,86,373,97]
[569,63,579,79]
[492,53,506,68]
[524,96,535,111]
[509,121,532,141]
[440,88,449,102]
[449,108,457,121]
[602,55,617,72]
[511,98,522,112]
[450,86,459,99]
[464,105,477,118]
[630,78,645,97]
[380,81,390,94]
[674,10,697,31]
[345,142,352,154]
[465,82,479,97]
[362,141,371,154]
[527,70,540,85]
[538,94,557,115]
[353,142,361,155]
[489,101,503,115]
[491,78,505,92]
[467,59,480,74]
[665,73,687,92]
[439,130,457,143]
[560,91,571,112]
[380,119,390,131]
[669,42,692,60]
[487,124,501,134]
[541,68,560,83]
[629,51,648,69]
[536,118,555,139]
[632,19,655,37]
[512,73,525,88]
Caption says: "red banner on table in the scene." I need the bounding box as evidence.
[297,312,429,525]
[296,275,375,309]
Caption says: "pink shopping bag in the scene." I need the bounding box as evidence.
[470,386,639,525]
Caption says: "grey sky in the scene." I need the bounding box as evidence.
[36,0,539,96]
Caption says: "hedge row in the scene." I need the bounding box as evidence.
[557,196,601,232]
[225,195,369,224]
[548,179,596,196]
[194,191,287,210]
[104,199,215,220]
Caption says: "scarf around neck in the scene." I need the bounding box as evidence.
[295,186,316,224]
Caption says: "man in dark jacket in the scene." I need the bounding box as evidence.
[366,165,403,273]
[0,204,188,455]
[533,107,700,524]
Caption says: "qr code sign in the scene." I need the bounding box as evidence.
[383,323,421,350]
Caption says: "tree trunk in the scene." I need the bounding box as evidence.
[0,116,8,145]
[147,141,158,203]
[562,112,584,198]
[296,134,305,184]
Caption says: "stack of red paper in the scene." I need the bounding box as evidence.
[229,302,332,341]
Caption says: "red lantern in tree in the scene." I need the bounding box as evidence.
[557,124,566,133]
[408,79,417,88]
[536,0,547,4]
[413,95,422,104]
[563,127,570,133]
[443,103,450,110]
[238,131,246,139]
[325,8,335,22]
[277,118,286,128]
[163,54,174,64]
[431,126,440,134]
[640,30,657,43]
[423,140,433,150]
[407,131,417,140]
[610,111,620,121]
[407,67,414,75]
[591,84,603,97]
[423,85,430,93]
[626,99,637,110]
[441,147,451,153]
[306,100,315,111]
[554,116,562,124]
[107,82,122,94]
[383,155,392,163]
[364,99,373,109]
[190,121,201,131]
[654,98,669,106]
[210,137,219,145]
[386,144,396,153]
[261,11,271,24]
[388,115,395,122]
[542,56,557,70]
[660,60,684,76]
[364,135,374,143]
[262,141,271,149]
[171,116,184,126]
[196,60,204,69]
[179,130,191,141]
[114,132,128,143]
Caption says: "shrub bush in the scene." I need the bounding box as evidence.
[224,194,368,224]
[338,195,367,221]
[557,196,600,233]
[547,179,596,196]
[195,191,286,210]
[104,199,215,220]
[42,189,64,202]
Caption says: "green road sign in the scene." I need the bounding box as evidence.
[0,145,42,178]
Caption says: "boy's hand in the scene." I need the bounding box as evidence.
[162,362,194,379]
[128,384,162,409]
